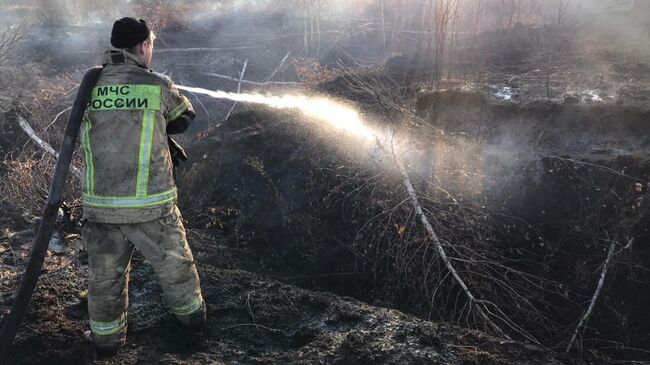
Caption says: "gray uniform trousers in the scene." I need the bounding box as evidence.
[82,206,205,347]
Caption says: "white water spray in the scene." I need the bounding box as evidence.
[177,85,377,141]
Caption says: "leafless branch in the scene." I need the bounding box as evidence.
[224,59,248,121]
[0,24,30,62]
[390,145,506,338]
[154,46,260,53]
[265,51,292,82]
[16,115,82,179]
[204,72,301,86]
[42,107,72,132]
[219,323,281,333]
[565,240,616,353]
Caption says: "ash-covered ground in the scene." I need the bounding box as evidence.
[1,230,558,365]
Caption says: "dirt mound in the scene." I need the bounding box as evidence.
[177,108,377,284]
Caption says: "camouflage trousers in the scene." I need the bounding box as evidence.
[82,206,206,349]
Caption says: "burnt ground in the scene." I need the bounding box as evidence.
[1,230,558,365]
[3,8,650,365]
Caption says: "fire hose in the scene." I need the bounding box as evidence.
[0,66,103,363]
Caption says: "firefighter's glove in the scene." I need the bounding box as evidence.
[168,136,187,168]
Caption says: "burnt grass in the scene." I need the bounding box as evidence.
[3,11,650,365]
[175,92,650,361]
[1,231,557,365]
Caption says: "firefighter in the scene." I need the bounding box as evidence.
[81,17,206,354]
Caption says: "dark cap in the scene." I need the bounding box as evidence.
[110,17,151,49]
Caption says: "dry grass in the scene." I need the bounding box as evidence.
[293,58,340,84]
[133,1,191,31]
[0,59,82,221]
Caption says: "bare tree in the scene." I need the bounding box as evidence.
[557,0,571,24]
[315,0,322,59]
[301,0,325,59]
[304,0,310,55]
[380,0,387,52]
[433,0,460,79]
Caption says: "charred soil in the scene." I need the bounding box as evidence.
[1,230,558,365]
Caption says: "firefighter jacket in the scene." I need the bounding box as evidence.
[81,49,194,224]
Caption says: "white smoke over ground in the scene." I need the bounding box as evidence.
[3,0,649,198]
[3,0,648,64]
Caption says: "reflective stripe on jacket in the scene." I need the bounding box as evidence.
[81,49,193,224]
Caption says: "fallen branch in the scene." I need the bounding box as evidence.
[565,241,617,353]
[17,116,82,179]
[179,79,211,117]
[219,323,281,334]
[391,152,506,338]
[224,59,248,121]
[265,51,292,82]
[43,106,72,132]
[154,46,260,53]
[204,72,301,86]
[539,153,641,182]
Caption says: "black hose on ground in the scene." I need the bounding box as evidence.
[0,66,102,363]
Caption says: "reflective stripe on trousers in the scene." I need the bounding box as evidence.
[90,312,127,336]
[172,296,203,316]
[83,206,204,342]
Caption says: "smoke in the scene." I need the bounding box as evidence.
[5,0,647,68]
[4,0,648,184]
